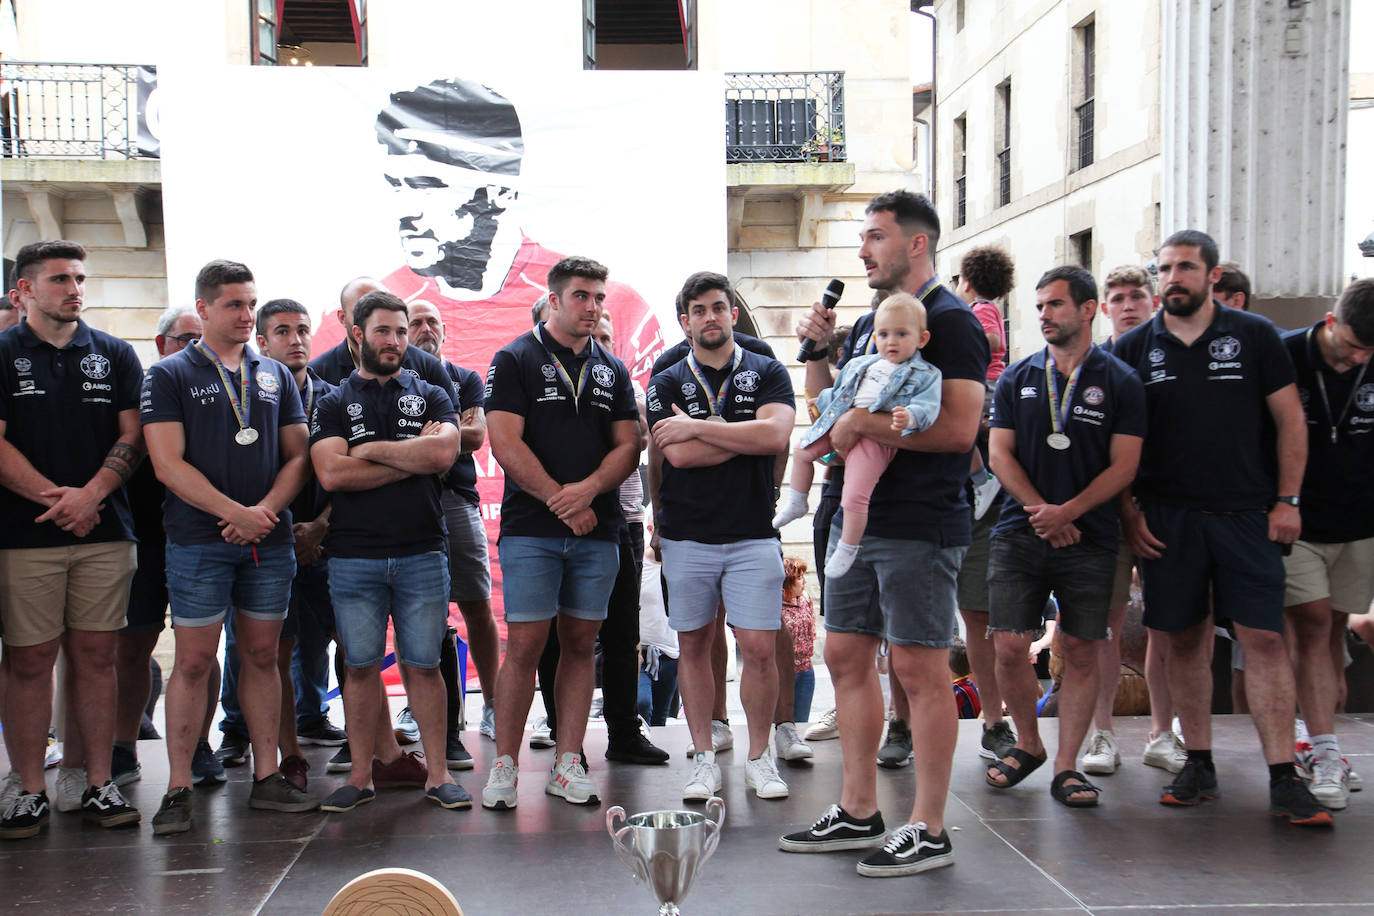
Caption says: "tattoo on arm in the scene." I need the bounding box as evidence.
[101,442,141,484]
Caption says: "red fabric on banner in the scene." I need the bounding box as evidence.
[315,235,665,691]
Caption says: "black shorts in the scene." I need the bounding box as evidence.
[1138,503,1284,634]
[956,505,994,613]
[987,527,1115,641]
[122,554,168,635]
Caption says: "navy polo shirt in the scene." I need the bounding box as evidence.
[311,370,455,558]
[647,346,794,544]
[651,330,777,377]
[141,344,305,546]
[484,325,638,542]
[308,339,459,409]
[443,360,486,507]
[1283,323,1374,542]
[1113,305,1295,512]
[0,321,143,548]
[990,346,1147,550]
[825,286,990,545]
[291,368,334,526]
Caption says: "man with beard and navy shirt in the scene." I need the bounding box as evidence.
[1280,278,1374,810]
[142,259,318,836]
[309,276,465,762]
[0,240,144,839]
[647,270,795,804]
[984,266,1145,809]
[1113,229,1327,827]
[481,256,639,811]
[310,290,469,813]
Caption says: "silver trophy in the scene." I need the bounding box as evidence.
[606,797,725,915]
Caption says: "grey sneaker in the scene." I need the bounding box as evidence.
[877,719,913,769]
[1081,729,1121,776]
[479,703,496,741]
[394,707,421,745]
[980,720,1016,762]
[152,787,193,837]
[774,722,814,762]
[482,755,519,810]
[55,765,86,813]
[0,772,21,814]
[248,772,320,813]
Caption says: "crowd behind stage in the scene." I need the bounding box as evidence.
[2,187,1373,881]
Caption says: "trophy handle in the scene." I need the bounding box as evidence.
[702,796,726,858]
[605,807,642,877]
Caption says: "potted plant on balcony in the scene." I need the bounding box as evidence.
[803,127,844,162]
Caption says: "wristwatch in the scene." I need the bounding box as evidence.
[1275,495,1300,507]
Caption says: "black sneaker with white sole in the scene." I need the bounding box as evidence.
[326,745,352,773]
[81,780,141,828]
[778,803,886,853]
[856,822,953,877]
[0,791,50,839]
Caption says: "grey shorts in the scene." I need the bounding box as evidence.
[822,524,964,648]
[442,491,491,603]
[660,538,784,632]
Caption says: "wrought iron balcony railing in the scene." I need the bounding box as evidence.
[725,71,845,164]
[1,61,157,160]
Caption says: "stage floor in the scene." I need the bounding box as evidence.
[2,711,1371,915]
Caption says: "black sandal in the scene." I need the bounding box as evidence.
[1051,769,1101,807]
[985,747,1047,788]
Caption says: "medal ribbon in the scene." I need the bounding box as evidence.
[1044,348,1089,439]
[685,346,744,417]
[194,340,251,435]
[534,323,596,414]
[865,276,944,355]
[1307,327,1370,445]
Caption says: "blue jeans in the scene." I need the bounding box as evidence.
[289,560,336,726]
[793,668,815,724]
[329,552,450,669]
[637,655,680,727]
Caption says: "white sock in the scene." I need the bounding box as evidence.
[771,488,810,529]
[825,541,861,578]
[1311,733,1340,757]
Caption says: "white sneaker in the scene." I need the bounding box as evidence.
[683,751,722,802]
[686,719,735,757]
[479,703,496,741]
[744,754,789,800]
[972,474,1002,520]
[481,755,519,810]
[774,722,814,762]
[1142,729,1186,774]
[529,717,555,749]
[1081,729,1120,776]
[1348,765,1363,792]
[1310,750,1350,810]
[804,708,839,741]
[55,765,86,813]
[546,752,599,805]
[0,771,21,813]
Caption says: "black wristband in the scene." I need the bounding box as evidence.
[800,346,829,362]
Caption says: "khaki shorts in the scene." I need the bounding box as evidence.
[0,541,137,646]
[1283,537,1374,614]
[1110,538,1135,609]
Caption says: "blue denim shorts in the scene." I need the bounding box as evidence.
[660,538,784,632]
[165,541,296,628]
[822,525,964,648]
[327,552,450,669]
[498,536,619,623]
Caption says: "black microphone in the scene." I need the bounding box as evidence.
[798,279,845,362]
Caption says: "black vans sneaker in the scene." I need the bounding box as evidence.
[0,791,50,840]
[856,822,953,877]
[81,780,141,828]
[779,803,886,853]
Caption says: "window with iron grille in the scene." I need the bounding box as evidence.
[1073,19,1095,170]
[252,0,278,65]
[954,113,968,228]
[995,79,1011,208]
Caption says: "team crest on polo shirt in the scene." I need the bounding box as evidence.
[591,364,615,387]
[733,370,760,392]
[347,401,364,419]
[80,354,110,379]
[541,364,556,381]
[681,381,697,398]
[1149,348,1166,366]
[14,358,31,374]
[854,332,871,354]
[1208,337,1241,361]
[403,368,419,379]
[1082,386,1105,406]
[398,394,426,417]
[255,370,280,393]
[1357,384,1374,413]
